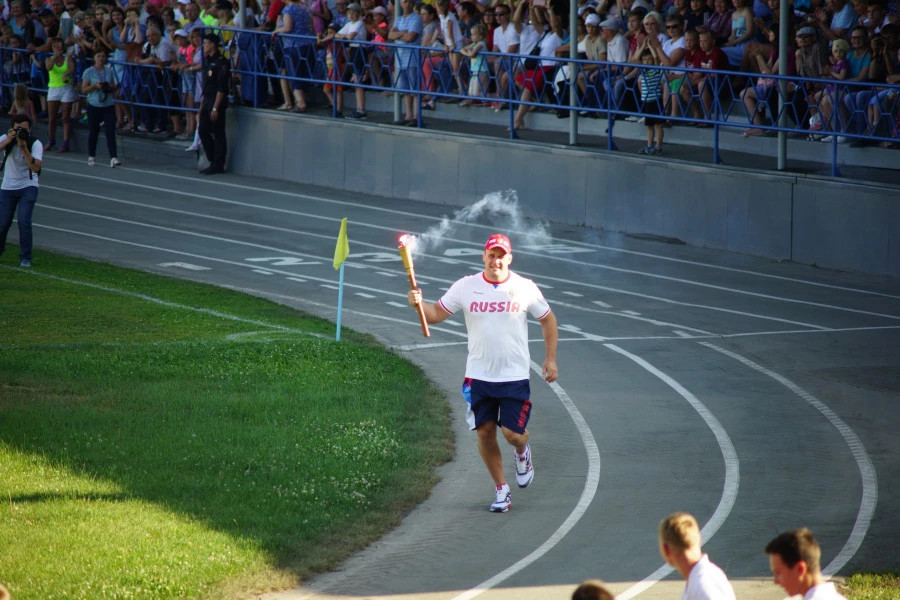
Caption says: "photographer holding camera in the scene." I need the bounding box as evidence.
[0,114,43,268]
[81,48,122,167]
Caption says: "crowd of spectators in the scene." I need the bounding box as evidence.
[1,0,899,152]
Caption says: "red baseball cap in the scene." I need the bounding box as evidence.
[484,234,512,254]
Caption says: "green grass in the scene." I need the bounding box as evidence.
[0,249,454,600]
[840,571,900,600]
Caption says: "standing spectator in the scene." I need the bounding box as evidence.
[765,529,848,600]
[419,2,443,110]
[636,44,666,153]
[406,233,559,513]
[511,3,565,132]
[106,6,143,130]
[460,22,489,103]
[198,32,230,174]
[694,29,728,118]
[181,2,204,32]
[740,27,795,135]
[0,114,43,268]
[171,28,196,139]
[457,1,481,41]
[388,0,423,125]
[81,48,122,167]
[136,26,175,133]
[490,2,519,110]
[335,2,369,118]
[272,0,315,112]
[44,37,76,152]
[308,0,332,35]
[332,0,351,28]
[8,83,38,125]
[659,512,736,599]
[436,0,465,98]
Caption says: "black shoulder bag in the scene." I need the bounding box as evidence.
[523,29,550,70]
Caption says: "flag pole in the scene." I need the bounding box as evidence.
[333,217,350,342]
[336,262,345,341]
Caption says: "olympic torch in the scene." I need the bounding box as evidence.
[398,234,430,338]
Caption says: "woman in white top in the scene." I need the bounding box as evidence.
[435,0,467,99]
[511,4,565,132]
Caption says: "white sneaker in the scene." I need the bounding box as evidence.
[820,135,849,144]
[625,116,640,122]
[490,484,511,512]
[515,444,534,488]
[110,157,121,168]
[87,157,96,166]
[185,144,199,152]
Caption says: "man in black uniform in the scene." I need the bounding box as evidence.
[199,32,230,175]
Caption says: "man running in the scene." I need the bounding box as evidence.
[407,233,559,512]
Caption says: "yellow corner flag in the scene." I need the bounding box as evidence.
[333,218,350,270]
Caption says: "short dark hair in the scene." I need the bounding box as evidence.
[572,580,615,600]
[765,528,822,574]
[11,113,34,127]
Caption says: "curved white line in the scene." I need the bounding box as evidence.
[603,344,741,600]
[699,342,878,575]
[449,362,601,600]
[48,161,900,300]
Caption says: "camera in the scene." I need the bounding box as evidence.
[14,127,29,141]
[100,81,111,92]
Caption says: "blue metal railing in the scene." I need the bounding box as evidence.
[2,30,898,177]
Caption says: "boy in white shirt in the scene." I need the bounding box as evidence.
[766,528,848,600]
[659,512,736,600]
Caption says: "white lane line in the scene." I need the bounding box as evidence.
[592,300,612,308]
[604,344,740,600]
[40,182,900,321]
[0,266,329,339]
[700,342,878,576]
[562,291,584,297]
[252,269,274,275]
[449,362,601,600]
[320,284,340,291]
[287,277,307,283]
[43,201,805,332]
[673,330,693,338]
[49,162,900,300]
[385,301,407,309]
[355,292,376,298]
[621,310,641,316]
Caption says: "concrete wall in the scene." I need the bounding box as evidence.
[142,107,899,278]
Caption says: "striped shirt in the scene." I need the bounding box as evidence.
[639,68,664,101]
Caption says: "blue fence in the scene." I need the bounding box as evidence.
[3,28,898,177]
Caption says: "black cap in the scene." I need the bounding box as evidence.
[37,6,54,16]
[202,32,220,44]
[215,0,231,10]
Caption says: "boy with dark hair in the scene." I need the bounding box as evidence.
[765,528,848,599]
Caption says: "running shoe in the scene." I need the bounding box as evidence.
[515,444,534,488]
[88,157,96,166]
[490,484,511,512]
[347,110,368,120]
[110,157,121,168]
[19,260,31,268]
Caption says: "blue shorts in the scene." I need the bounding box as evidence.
[462,378,532,434]
[394,66,420,92]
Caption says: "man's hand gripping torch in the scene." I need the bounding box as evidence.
[398,235,430,338]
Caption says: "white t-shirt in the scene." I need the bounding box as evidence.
[440,12,464,50]
[538,31,564,68]
[662,35,686,75]
[493,22,520,52]
[683,555,736,600]
[518,24,541,55]
[439,271,551,382]
[338,19,366,46]
[804,582,848,600]
[0,134,43,190]
[607,33,629,63]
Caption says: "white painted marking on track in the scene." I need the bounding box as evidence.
[320,284,340,290]
[287,277,307,283]
[592,300,612,308]
[673,330,693,338]
[46,165,900,301]
[605,344,740,600]
[449,363,600,600]
[158,262,210,271]
[40,187,895,326]
[375,271,399,277]
[561,291,583,297]
[354,292,376,298]
[385,301,407,309]
[700,342,878,576]
[621,310,641,316]
[252,269,274,275]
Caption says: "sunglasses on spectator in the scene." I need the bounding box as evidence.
[666,23,681,28]
[851,35,865,40]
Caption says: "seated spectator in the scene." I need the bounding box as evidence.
[808,0,858,45]
[365,6,392,88]
[819,26,870,141]
[625,9,647,54]
[685,0,710,30]
[573,13,606,109]
[692,29,729,118]
[457,1,481,41]
[658,14,687,119]
[791,25,828,131]
[388,0,423,125]
[596,17,631,112]
[272,0,315,113]
[720,0,755,66]
[643,10,666,43]
[571,580,614,600]
[740,27,795,135]
[809,38,850,134]
[490,3,519,110]
[9,82,38,125]
[333,0,351,28]
[739,0,780,73]
[866,40,899,147]
[699,0,733,47]
[511,4,565,132]
[846,33,892,143]
[667,0,690,22]
[136,26,175,134]
[678,28,707,119]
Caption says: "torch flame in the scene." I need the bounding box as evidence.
[398,234,417,249]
